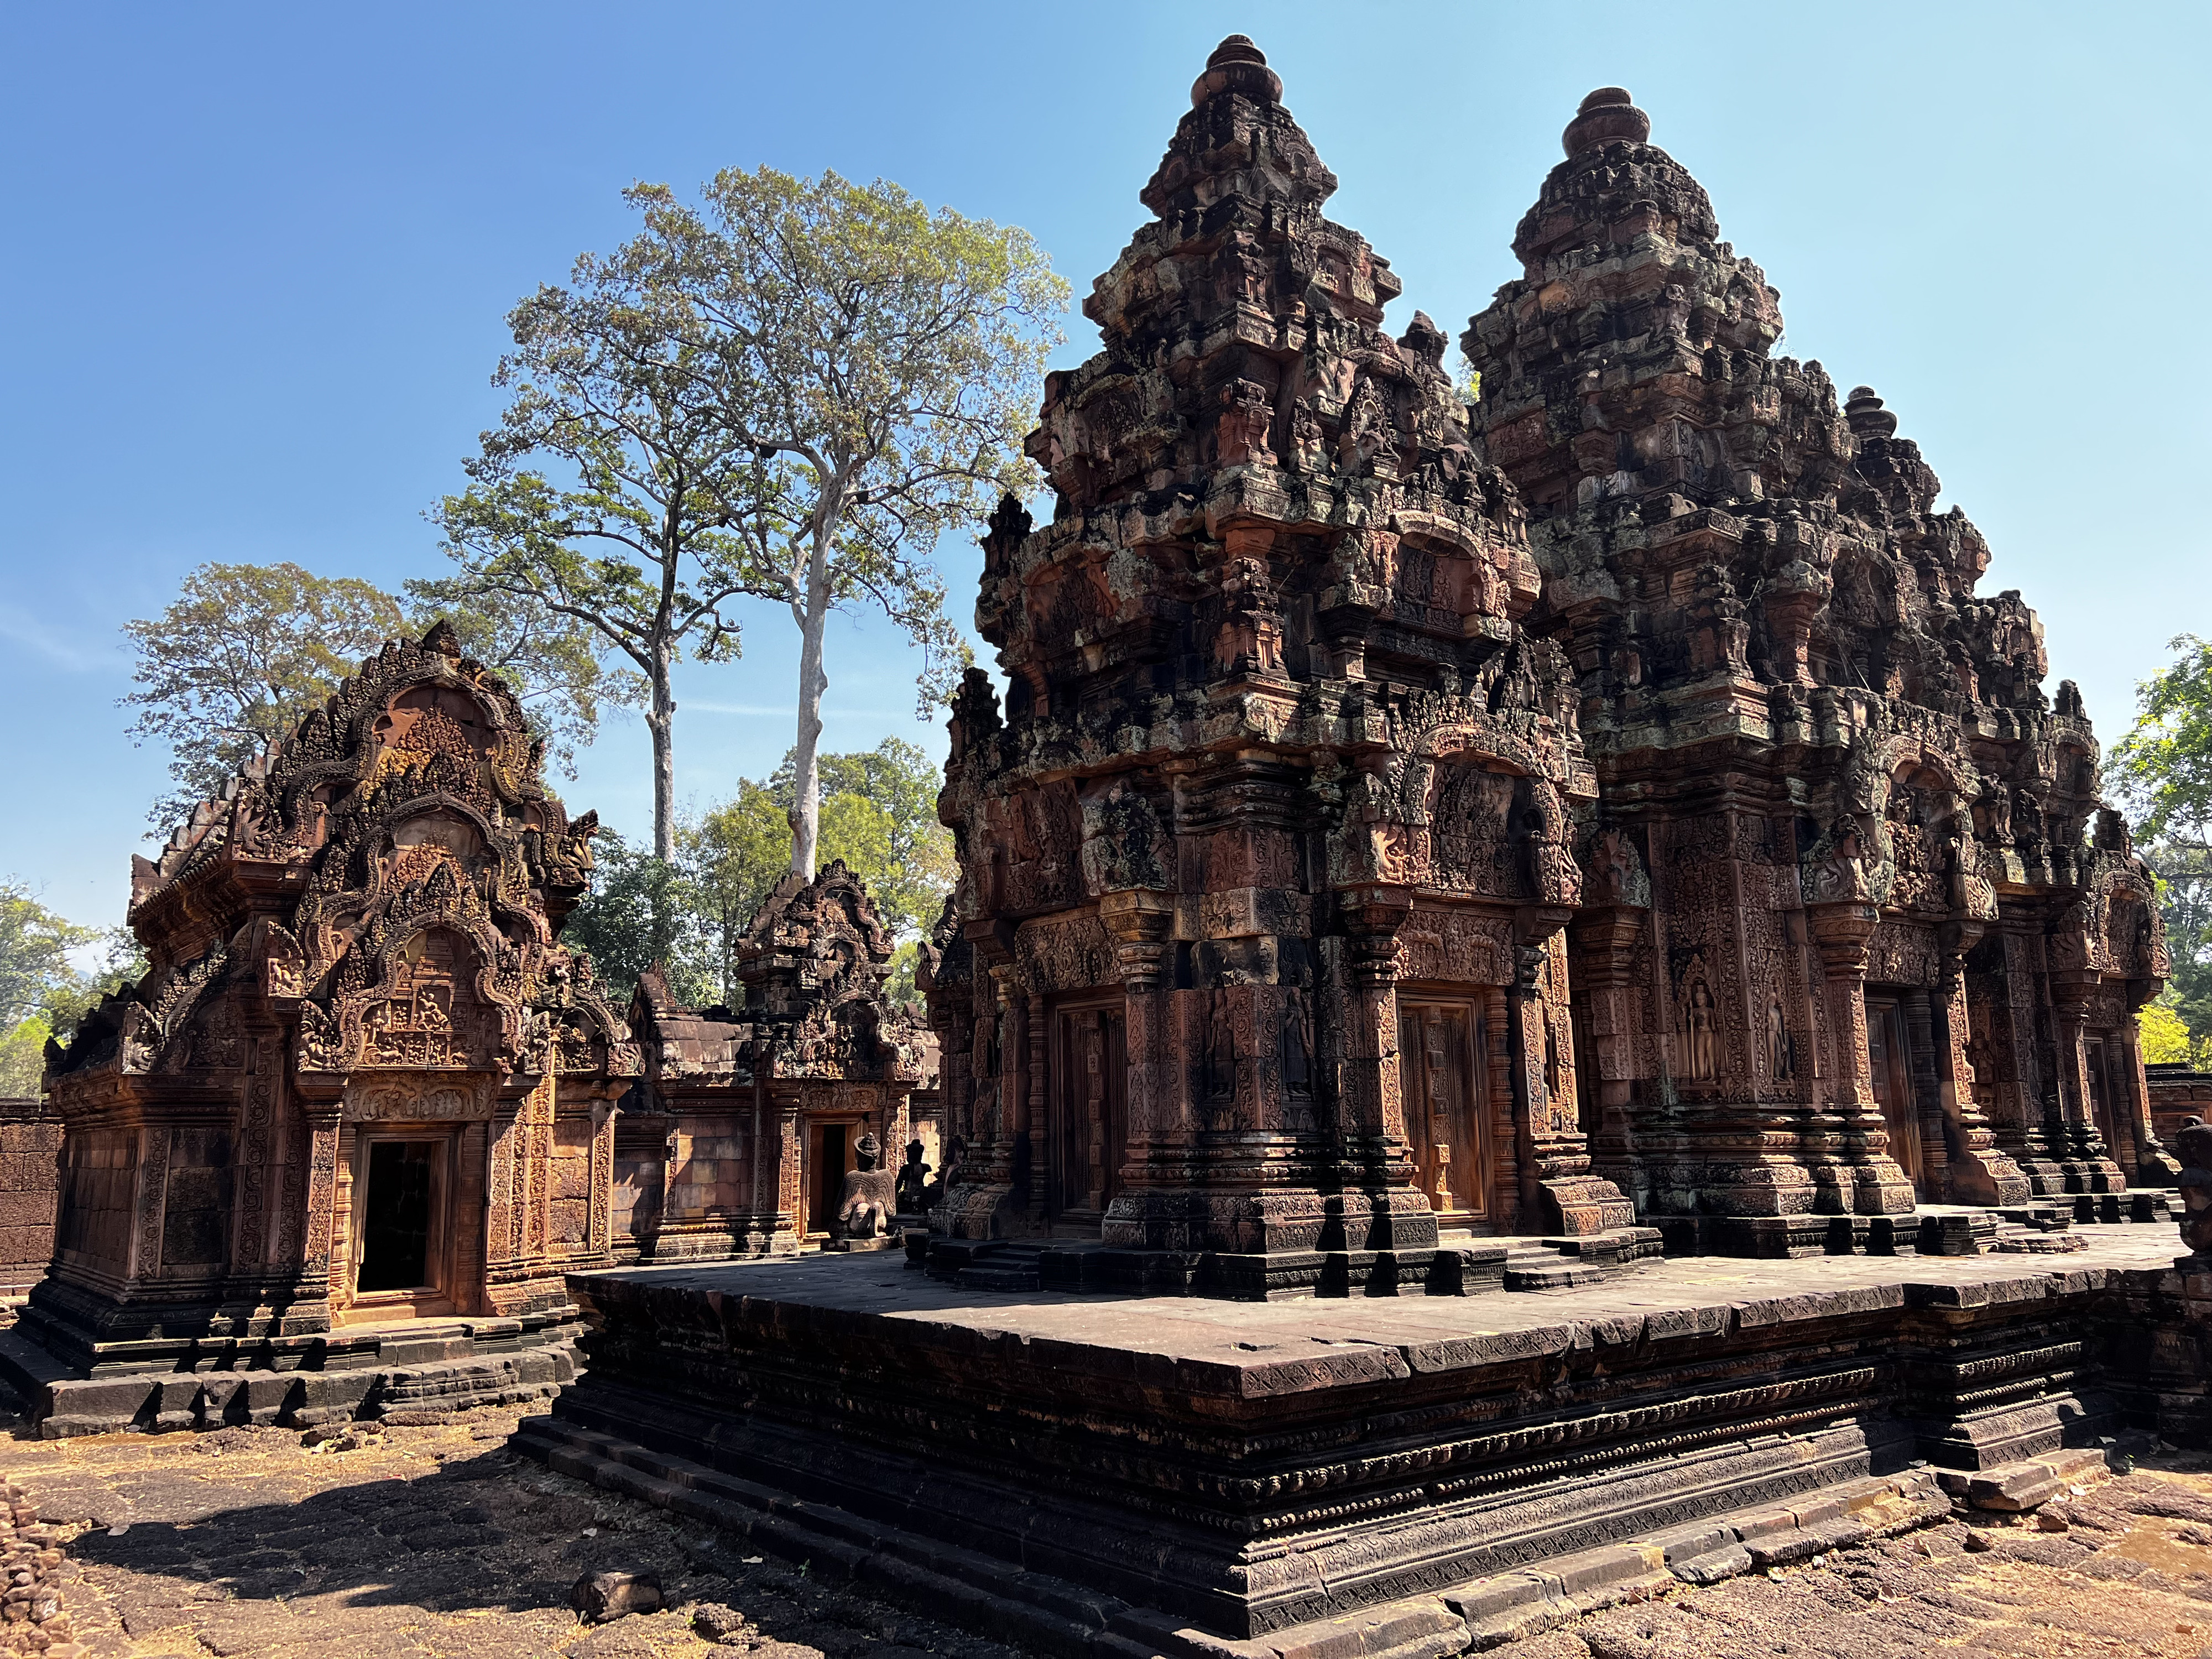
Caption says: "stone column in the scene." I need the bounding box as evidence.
[1024,991,1048,1225]
[1517,907,1634,1235]
[1568,905,1646,1196]
[2048,975,2124,1192]
[1337,885,1412,1149]
[299,1104,342,1307]
[775,1098,802,1239]
[1931,934,2029,1204]
[1334,884,1435,1260]
[940,929,1029,1239]
[1806,900,1916,1215]
[1098,888,1176,1230]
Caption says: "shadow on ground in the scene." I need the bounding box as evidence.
[1,1409,1031,1659]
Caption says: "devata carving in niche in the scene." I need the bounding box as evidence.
[1678,961,1718,1084]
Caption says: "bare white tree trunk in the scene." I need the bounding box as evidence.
[646,640,677,862]
[787,538,832,877]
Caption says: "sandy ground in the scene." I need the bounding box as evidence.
[2,1408,2210,1658]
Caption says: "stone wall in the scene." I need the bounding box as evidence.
[2147,1063,2212,1155]
[0,1099,59,1306]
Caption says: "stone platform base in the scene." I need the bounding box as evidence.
[535,1229,2189,1651]
[0,1307,580,1438]
[519,1412,1960,1658]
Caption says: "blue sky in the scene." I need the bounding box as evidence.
[3,1,2206,937]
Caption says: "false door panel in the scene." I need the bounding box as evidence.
[1051,1000,1126,1219]
[1865,995,1925,1190]
[1397,999,1490,1221]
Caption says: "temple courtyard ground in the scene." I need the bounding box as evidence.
[0,1405,2207,1658]
[0,1223,2203,1657]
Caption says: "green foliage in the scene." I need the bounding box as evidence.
[2146,842,2212,1054]
[560,833,716,1009]
[2140,1000,2199,1066]
[683,780,791,1004]
[568,739,951,1010]
[38,927,148,1048]
[769,737,952,937]
[2112,636,2212,848]
[431,220,772,860]
[626,168,1064,873]
[2114,638,2212,1056]
[123,562,406,826]
[884,940,920,1012]
[0,882,96,1031]
[0,1016,50,1099]
[124,560,618,827]
[0,893,139,1097]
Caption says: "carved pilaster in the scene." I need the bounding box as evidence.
[1338,884,1413,1145]
[1520,906,1633,1235]
[1932,928,2028,1204]
[1807,900,1916,1215]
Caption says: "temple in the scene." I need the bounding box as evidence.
[9,625,927,1430]
[520,49,2205,1651]
[8,38,2211,1657]
[919,60,2174,1288]
[924,35,1632,1297]
[1462,87,2177,1244]
[619,863,930,1258]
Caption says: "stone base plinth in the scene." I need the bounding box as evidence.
[0,1307,581,1437]
[534,1230,2188,1651]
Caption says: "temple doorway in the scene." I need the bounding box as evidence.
[805,1120,863,1238]
[1050,998,1126,1227]
[1397,998,1491,1224]
[1865,995,1926,1192]
[351,1135,449,1306]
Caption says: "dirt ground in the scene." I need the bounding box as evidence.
[2,1408,2210,1658]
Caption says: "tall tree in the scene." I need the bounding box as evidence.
[631,169,1065,875]
[123,562,406,825]
[682,739,956,1005]
[0,882,93,1034]
[561,831,714,1008]
[770,736,953,937]
[431,246,764,860]
[683,780,791,1005]
[124,561,618,827]
[2111,634,2212,1051]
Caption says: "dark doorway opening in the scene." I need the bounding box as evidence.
[358,1140,436,1292]
[812,1123,851,1235]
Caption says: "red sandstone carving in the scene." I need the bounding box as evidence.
[924,37,1630,1296]
[1462,87,2175,1248]
[40,622,637,1351]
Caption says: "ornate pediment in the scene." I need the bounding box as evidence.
[54,624,633,1091]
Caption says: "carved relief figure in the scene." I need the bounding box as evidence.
[1679,961,1718,1084]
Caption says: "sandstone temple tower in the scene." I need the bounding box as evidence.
[1463,88,2175,1249]
[925,38,1631,1296]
